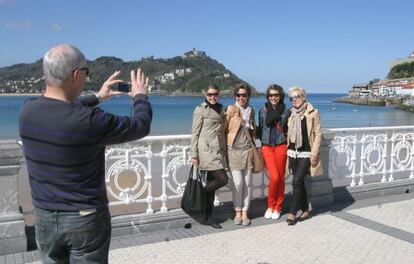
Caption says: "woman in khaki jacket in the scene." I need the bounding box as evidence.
[191,85,228,229]
[286,86,323,225]
[225,84,256,226]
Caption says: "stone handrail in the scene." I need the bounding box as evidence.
[105,126,414,214]
[104,135,268,214]
[325,126,414,186]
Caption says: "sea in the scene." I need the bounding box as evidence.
[2,93,414,139]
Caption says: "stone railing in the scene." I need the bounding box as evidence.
[326,126,414,187]
[105,135,268,214]
[105,126,414,214]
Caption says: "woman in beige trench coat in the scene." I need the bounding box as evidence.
[190,85,228,229]
[285,86,323,226]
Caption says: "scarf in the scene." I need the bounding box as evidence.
[265,102,285,127]
[288,102,307,149]
[235,102,253,129]
[204,99,222,115]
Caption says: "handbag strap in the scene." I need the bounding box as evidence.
[191,165,206,186]
[192,165,198,180]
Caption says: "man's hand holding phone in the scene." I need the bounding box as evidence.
[95,69,149,102]
[96,71,124,102]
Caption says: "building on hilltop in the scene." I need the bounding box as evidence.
[183,48,207,58]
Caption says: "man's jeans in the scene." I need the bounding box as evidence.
[34,206,111,264]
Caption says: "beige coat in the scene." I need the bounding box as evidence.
[287,102,323,176]
[190,102,227,170]
[224,104,256,147]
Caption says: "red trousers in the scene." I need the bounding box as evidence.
[262,144,287,212]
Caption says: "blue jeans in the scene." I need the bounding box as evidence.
[34,207,111,264]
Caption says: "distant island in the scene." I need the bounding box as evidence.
[0,48,258,96]
[336,50,414,109]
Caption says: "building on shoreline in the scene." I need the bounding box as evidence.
[348,78,414,98]
[347,50,414,98]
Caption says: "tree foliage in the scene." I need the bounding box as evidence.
[387,62,414,79]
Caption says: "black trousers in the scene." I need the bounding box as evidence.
[203,169,228,223]
[289,157,310,215]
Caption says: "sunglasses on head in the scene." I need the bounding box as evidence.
[236,93,248,98]
[268,93,281,98]
[206,92,219,97]
[289,95,303,101]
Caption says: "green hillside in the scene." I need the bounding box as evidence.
[387,61,414,79]
[0,53,257,95]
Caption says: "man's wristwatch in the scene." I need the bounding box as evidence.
[95,93,103,103]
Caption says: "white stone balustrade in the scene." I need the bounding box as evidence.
[327,126,414,187]
[105,135,269,214]
[104,126,414,214]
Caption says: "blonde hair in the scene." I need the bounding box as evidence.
[288,86,307,99]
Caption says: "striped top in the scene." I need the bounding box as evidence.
[19,94,152,211]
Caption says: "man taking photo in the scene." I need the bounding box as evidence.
[19,44,152,263]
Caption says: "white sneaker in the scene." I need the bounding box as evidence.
[264,209,273,219]
[271,211,281,220]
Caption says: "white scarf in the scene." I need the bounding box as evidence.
[236,102,253,129]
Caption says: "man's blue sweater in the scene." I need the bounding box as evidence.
[19,94,152,211]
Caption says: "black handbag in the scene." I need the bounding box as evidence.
[180,166,207,219]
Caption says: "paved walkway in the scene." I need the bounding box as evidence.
[2,193,414,264]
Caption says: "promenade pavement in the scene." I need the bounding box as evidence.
[2,193,413,264]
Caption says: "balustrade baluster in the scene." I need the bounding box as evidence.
[389,133,396,182]
[349,136,357,187]
[145,142,154,214]
[160,142,168,213]
[410,133,414,179]
[358,134,365,186]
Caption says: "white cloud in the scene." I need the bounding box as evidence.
[51,24,63,31]
[5,20,32,29]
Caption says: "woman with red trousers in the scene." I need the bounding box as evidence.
[257,84,289,220]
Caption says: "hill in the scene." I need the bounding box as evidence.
[387,61,414,79]
[0,50,257,95]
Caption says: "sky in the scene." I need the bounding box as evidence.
[0,0,413,93]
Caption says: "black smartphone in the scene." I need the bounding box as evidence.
[114,82,131,92]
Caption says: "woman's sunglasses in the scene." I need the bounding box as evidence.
[289,95,303,101]
[268,93,281,98]
[236,93,248,98]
